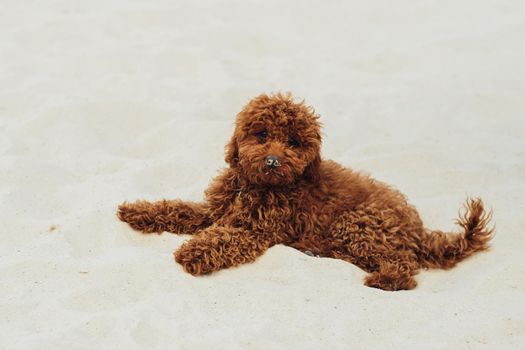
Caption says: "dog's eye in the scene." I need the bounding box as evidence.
[256,131,268,143]
[288,138,299,148]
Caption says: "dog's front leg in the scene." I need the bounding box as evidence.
[174,226,271,275]
[117,200,211,234]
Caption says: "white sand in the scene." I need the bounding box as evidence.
[1,0,524,349]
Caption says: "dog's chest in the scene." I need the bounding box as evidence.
[240,190,292,217]
[224,190,298,231]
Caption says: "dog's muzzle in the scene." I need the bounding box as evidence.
[265,155,281,168]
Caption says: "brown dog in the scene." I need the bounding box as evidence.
[118,93,493,291]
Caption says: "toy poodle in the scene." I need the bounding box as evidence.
[118,93,493,291]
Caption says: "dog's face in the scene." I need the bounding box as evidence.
[225,93,321,186]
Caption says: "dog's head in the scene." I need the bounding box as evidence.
[225,93,321,186]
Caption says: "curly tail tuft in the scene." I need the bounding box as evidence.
[419,198,494,269]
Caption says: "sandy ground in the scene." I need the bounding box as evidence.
[1,0,525,349]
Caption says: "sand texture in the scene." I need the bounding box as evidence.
[1,1,524,349]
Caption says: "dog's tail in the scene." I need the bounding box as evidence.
[418,198,494,269]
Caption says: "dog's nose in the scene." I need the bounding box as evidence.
[265,155,281,168]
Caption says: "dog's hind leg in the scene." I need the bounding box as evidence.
[363,259,418,291]
[328,207,421,291]
[333,247,419,291]
[117,200,212,234]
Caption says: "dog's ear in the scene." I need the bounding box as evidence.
[303,154,321,182]
[225,134,239,167]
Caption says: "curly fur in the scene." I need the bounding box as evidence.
[118,93,494,291]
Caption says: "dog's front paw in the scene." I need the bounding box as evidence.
[117,202,161,233]
[174,241,217,275]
